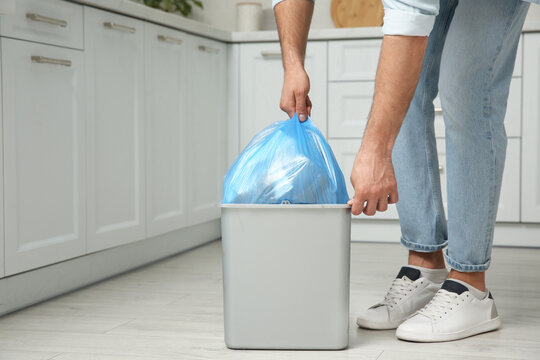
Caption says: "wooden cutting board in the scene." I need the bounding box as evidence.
[331,0,384,28]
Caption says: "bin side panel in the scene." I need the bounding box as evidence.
[221,207,351,349]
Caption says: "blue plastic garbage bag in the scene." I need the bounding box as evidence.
[222,114,349,204]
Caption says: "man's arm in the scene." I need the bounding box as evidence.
[348,0,438,216]
[273,0,314,121]
[348,36,427,215]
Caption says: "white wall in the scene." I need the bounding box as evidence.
[190,0,334,31]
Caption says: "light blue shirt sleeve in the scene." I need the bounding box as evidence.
[272,0,438,37]
[382,0,439,36]
[272,0,314,9]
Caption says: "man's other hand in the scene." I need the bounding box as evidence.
[347,149,399,216]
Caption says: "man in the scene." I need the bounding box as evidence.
[273,0,534,342]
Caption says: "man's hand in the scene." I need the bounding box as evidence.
[280,67,312,121]
[348,149,398,216]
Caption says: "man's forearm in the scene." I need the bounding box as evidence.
[274,0,314,71]
[362,35,428,156]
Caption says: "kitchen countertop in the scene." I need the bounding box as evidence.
[73,0,539,43]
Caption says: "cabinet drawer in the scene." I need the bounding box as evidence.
[0,0,83,49]
[328,81,374,138]
[434,77,521,138]
[329,40,381,81]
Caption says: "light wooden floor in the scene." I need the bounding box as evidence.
[0,240,539,360]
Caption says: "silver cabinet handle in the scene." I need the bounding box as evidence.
[158,35,182,44]
[435,107,443,114]
[26,13,67,27]
[104,22,136,33]
[439,165,444,173]
[31,55,72,67]
[198,45,220,54]
[261,51,281,58]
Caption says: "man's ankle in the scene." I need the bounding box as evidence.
[408,250,446,269]
[447,269,486,292]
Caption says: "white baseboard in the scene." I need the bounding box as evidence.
[0,219,221,317]
[351,219,540,247]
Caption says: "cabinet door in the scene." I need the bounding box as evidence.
[85,7,146,251]
[328,139,399,220]
[437,139,520,222]
[145,23,189,237]
[522,33,540,223]
[2,38,85,275]
[328,81,374,138]
[186,36,227,225]
[239,41,327,149]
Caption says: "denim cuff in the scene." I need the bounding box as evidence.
[444,248,491,272]
[400,236,448,252]
[382,9,436,36]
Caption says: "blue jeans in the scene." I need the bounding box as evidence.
[393,0,530,272]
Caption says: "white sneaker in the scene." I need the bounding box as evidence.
[356,266,443,330]
[396,279,501,342]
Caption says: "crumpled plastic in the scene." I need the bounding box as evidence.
[222,114,349,204]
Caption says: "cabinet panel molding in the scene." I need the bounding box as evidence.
[145,22,189,237]
[187,35,227,225]
[2,38,86,275]
[328,81,374,138]
[329,40,381,81]
[85,7,146,251]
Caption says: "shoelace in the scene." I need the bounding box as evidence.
[418,289,462,319]
[373,277,419,309]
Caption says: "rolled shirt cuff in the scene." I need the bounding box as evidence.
[273,0,314,9]
[382,8,436,36]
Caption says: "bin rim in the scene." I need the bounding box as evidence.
[220,203,351,209]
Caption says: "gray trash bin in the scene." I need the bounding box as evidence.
[220,204,351,350]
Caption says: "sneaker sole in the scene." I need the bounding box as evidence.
[356,317,404,330]
[395,317,502,342]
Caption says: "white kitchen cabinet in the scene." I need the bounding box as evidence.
[328,139,399,220]
[186,35,227,225]
[239,41,327,149]
[328,40,381,81]
[522,33,540,223]
[1,38,86,275]
[328,81,374,138]
[437,139,520,223]
[145,23,189,237]
[85,7,146,252]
